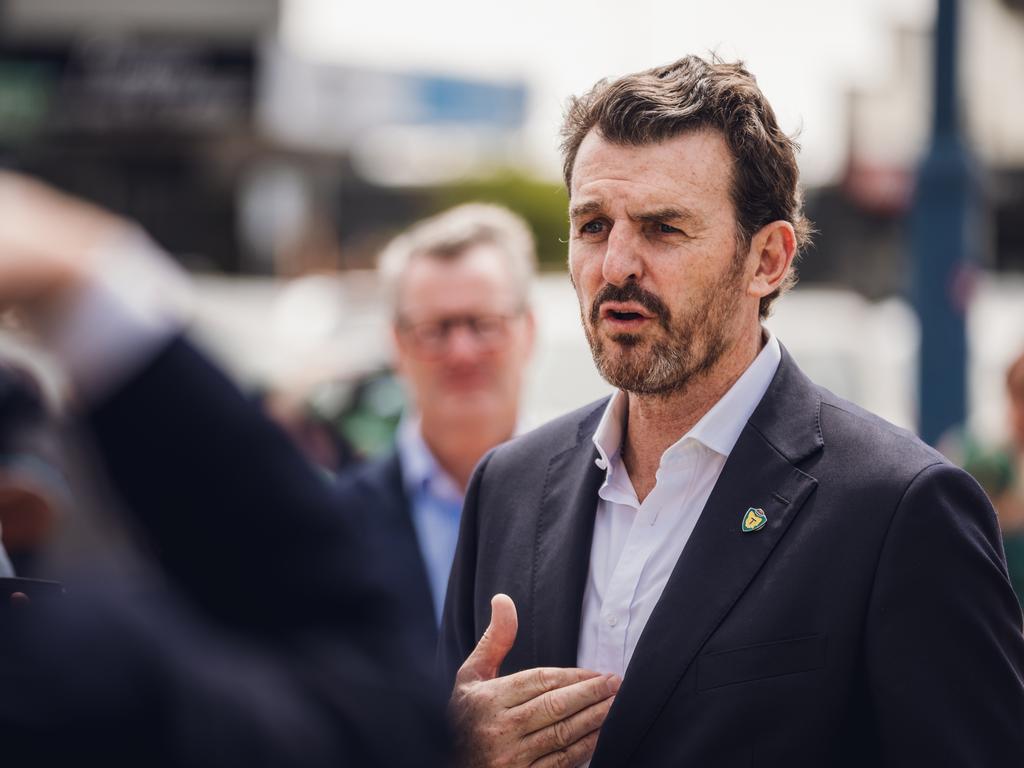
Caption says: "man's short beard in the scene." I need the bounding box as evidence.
[580,250,746,397]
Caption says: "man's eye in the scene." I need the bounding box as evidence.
[580,220,605,235]
[658,222,683,234]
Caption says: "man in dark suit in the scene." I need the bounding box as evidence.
[0,174,449,766]
[340,203,536,642]
[440,56,1024,767]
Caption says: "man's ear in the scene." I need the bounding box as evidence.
[522,308,537,360]
[391,323,410,377]
[746,220,797,301]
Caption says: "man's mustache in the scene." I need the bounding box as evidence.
[589,282,671,329]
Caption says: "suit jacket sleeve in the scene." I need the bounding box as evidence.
[866,461,1024,765]
[65,335,449,767]
[87,335,390,634]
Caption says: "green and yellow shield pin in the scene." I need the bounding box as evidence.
[742,507,767,533]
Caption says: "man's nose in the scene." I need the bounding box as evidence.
[443,324,486,360]
[601,225,644,286]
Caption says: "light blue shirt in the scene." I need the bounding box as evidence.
[396,418,465,625]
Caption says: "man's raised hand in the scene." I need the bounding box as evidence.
[0,171,128,311]
[450,594,619,768]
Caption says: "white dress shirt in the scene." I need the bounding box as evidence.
[577,334,782,679]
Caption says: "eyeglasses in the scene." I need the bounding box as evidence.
[397,311,523,355]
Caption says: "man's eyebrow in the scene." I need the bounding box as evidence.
[635,206,701,225]
[569,200,603,220]
[570,201,702,223]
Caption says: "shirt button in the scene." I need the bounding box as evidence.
[606,614,618,627]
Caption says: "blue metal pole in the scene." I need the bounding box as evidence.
[911,0,976,445]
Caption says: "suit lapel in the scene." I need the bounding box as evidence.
[592,347,824,767]
[530,403,607,668]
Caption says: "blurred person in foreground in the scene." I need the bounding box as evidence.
[337,204,535,640]
[0,174,448,767]
[440,55,1024,767]
[996,350,1024,604]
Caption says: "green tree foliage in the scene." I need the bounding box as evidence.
[427,170,569,271]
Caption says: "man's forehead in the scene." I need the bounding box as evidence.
[399,245,519,312]
[569,129,734,207]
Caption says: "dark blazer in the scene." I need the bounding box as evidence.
[335,452,438,655]
[440,347,1024,767]
[0,338,449,767]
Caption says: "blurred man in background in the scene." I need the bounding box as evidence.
[337,203,536,635]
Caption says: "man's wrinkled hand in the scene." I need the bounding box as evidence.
[450,594,619,768]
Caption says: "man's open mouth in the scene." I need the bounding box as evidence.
[600,303,655,323]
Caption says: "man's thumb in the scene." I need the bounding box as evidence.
[461,593,518,682]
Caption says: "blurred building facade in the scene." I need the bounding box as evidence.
[0,0,276,271]
[803,0,1024,298]
[0,0,540,277]
[5,1,1022,282]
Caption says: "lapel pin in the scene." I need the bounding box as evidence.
[741,507,767,533]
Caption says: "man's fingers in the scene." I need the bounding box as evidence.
[500,666,602,707]
[512,673,619,733]
[457,593,518,684]
[528,728,601,768]
[449,660,615,768]
[521,693,614,758]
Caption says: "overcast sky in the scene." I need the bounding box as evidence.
[280,0,934,185]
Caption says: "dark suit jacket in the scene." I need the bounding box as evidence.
[440,347,1024,767]
[335,452,438,655]
[0,338,449,767]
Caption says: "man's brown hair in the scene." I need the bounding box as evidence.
[560,55,812,318]
[378,203,537,317]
